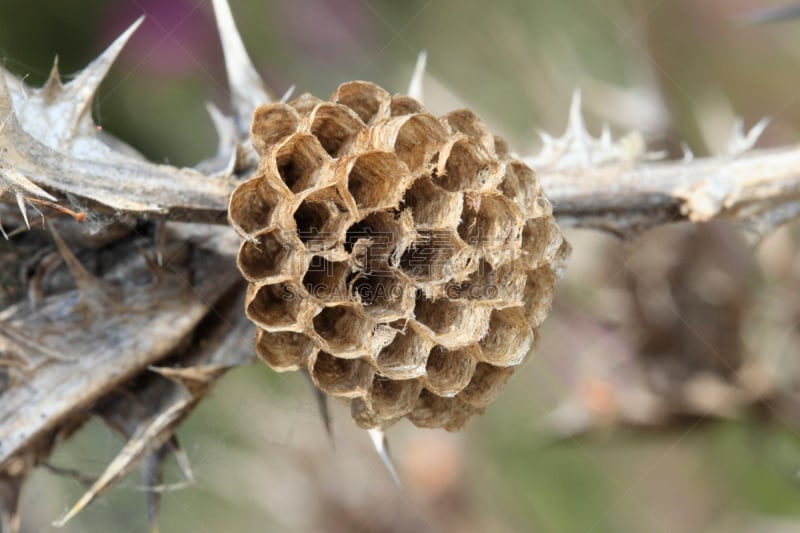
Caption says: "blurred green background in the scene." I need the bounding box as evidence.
[3,1,800,531]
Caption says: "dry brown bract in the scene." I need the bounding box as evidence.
[229,82,569,430]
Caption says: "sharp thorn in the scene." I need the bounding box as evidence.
[211,0,274,132]
[408,50,427,102]
[65,17,144,124]
[167,436,195,485]
[367,428,402,489]
[202,102,238,177]
[14,194,29,230]
[41,55,63,101]
[0,477,23,533]
[600,122,612,147]
[681,141,694,162]
[48,221,99,293]
[279,84,296,103]
[142,444,169,533]
[728,116,770,155]
[568,88,588,139]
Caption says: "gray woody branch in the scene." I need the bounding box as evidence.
[2,15,799,237]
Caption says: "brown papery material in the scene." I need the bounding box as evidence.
[229,81,569,430]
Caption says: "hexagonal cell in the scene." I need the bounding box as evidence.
[309,351,373,399]
[312,304,376,358]
[445,259,526,307]
[408,389,478,431]
[493,135,510,158]
[237,230,298,283]
[390,95,425,116]
[351,273,415,321]
[399,230,469,282]
[424,345,478,397]
[251,103,301,154]
[523,266,557,328]
[499,160,550,218]
[392,113,447,173]
[457,363,514,408]
[303,257,349,303]
[478,307,535,367]
[403,177,463,230]
[436,139,501,192]
[288,93,324,114]
[442,109,494,153]
[228,176,285,236]
[375,327,434,379]
[458,194,523,266]
[521,217,564,268]
[269,134,329,194]
[255,329,316,372]
[308,103,365,157]
[292,187,353,251]
[245,282,313,332]
[345,212,411,271]
[331,81,391,124]
[352,377,423,428]
[413,297,492,348]
[339,151,410,213]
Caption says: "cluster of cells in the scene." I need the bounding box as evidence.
[229,81,568,430]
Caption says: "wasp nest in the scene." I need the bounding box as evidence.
[229,81,568,431]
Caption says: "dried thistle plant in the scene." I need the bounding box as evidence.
[0,0,799,531]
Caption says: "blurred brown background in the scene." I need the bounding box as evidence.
[2,0,800,531]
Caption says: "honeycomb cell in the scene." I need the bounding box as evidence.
[292,187,353,251]
[340,151,410,213]
[332,81,391,124]
[413,297,492,348]
[351,272,415,321]
[302,257,349,303]
[458,193,524,266]
[237,229,297,283]
[493,135,510,158]
[375,326,434,379]
[352,377,423,428]
[403,177,463,230]
[308,103,364,157]
[442,109,494,154]
[408,389,478,431]
[310,351,373,398]
[251,103,301,154]
[391,113,447,173]
[458,363,514,408]
[446,259,526,307]
[478,307,534,367]
[437,139,502,192]
[523,266,557,328]
[390,95,425,116]
[245,282,313,332]
[521,217,564,268]
[345,211,412,271]
[255,329,317,372]
[312,304,376,358]
[399,230,470,283]
[424,345,477,397]
[288,93,324,114]
[269,134,329,194]
[499,160,550,218]
[228,176,286,236]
